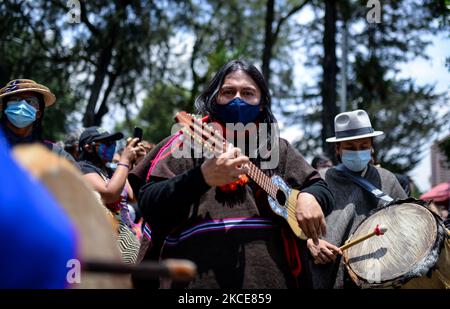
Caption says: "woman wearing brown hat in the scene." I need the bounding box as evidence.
[0,79,76,164]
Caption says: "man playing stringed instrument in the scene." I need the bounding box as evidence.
[129,59,335,288]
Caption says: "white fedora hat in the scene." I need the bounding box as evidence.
[326,109,383,143]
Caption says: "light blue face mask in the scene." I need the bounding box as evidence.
[341,149,372,172]
[4,100,37,128]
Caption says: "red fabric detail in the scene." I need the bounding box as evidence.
[146,132,182,183]
[219,174,249,192]
[281,227,302,278]
[145,115,210,183]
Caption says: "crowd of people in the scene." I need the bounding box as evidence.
[0,59,448,289]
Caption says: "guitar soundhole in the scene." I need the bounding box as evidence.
[276,189,286,206]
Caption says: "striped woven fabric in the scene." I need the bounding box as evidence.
[143,223,152,241]
[163,217,276,247]
[117,222,140,264]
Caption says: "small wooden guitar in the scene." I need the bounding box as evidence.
[175,111,307,240]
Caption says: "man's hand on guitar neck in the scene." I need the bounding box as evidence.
[296,192,327,242]
[201,146,250,187]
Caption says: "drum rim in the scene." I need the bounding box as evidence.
[344,198,446,288]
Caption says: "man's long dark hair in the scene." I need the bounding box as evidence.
[195,59,278,161]
[195,59,277,126]
[194,59,279,194]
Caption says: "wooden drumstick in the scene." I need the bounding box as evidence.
[339,224,387,251]
[83,259,197,282]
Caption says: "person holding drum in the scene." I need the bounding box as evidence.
[305,109,407,289]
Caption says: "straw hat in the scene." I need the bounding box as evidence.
[0,79,56,111]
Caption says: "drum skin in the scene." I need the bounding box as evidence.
[401,233,450,289]
[13,144,131,288]
[344,200,447,288]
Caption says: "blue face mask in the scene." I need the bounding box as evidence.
[341,149,372,172]
[214,97,260,125]
[4,100,37,128]
[98,143,116,162]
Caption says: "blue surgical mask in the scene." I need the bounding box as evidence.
[341,149,372,172]
[98,143,116,162]
[214,97,260,125]
[4,100,37,128]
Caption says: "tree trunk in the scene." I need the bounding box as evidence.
[82,1,128,127]
[82,43,114,127]
[321,0,338,162]
[262,0,275,84]
[93,72,118,126]
[188,35,206,111]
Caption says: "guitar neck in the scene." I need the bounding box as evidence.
[217,140,278,199]
[246,161,278,199]
[176,112,278,199]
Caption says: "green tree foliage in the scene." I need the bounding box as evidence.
[45,0,186,127]
[115,82,190,144]
[1,0,447,174]
[123,0,310,144]
[0,0,81,141]
[350,55,447,173]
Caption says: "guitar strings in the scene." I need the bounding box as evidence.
[179,113,299,218]
[182,114,278,196]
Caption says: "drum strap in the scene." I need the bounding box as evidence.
[335,164,394,204]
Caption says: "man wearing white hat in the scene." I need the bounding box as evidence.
[0,79,76,164]
[304,109,407,289]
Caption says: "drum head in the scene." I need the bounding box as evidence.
[345,202,438,286]
[13,145,131,288]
